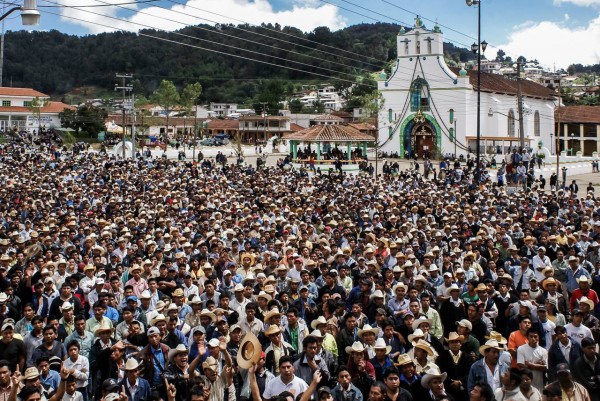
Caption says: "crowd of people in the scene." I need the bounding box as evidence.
[0,142,596,401]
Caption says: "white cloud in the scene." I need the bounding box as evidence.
[497,15,600,69]
[564,13,570,21]
[554,0,600,6]
[57,0,347,34]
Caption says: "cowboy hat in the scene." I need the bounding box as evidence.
[479,339,504,355]
[421,368,448,389]
[311,316,328,330]
[485,331,508,345]
[369,290,385,301]
[21,367,39,382]
[374,338,392,354]
[240,253,256,265]
[542,277,558,290]
[199,309,216,323]
[445,332,463,343]
[344,341,366,355]
[446,284,461,295]
[123,358,142,371]
[358,324,379,339]
[128,265,142,274]
[264,325,281,337]
[256,291,272,303]
[168,344,188,362]
[94,325,113,337]
[579,296,595,310]
[408,328,425,343]
[395,353,414,367]
[309,329,324,339]
[202,356,220,372]
[264,308,282,323]
[413,339,434,356]
[411,318,433,331]
[150,314,167,326]
[236,332,262,369]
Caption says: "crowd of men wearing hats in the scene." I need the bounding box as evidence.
[0,146,600,401]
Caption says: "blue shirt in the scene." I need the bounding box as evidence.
[151,346,165,386]
[566,267,591,293]
[105,306,119,324]
[40,370,61,392]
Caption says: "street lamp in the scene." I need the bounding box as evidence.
[466,0,486,184]
[570,132,575,156]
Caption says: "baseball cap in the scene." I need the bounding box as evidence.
[127,295,138,303]
[102,378,120,392]
[208,338,220,348]
[456,319,472,331]
[147,327,160,336]
[1,322,13,332]
[556,363,570,374]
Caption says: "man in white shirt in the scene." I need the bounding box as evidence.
[532,247,551,282]
[63,340,89,395]
[263,355,309,400]
[565,309,593,345]
[517,328,548,391]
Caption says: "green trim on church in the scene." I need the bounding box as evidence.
[398,112,442,156]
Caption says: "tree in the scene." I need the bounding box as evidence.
[152,80,180,144]
[27,96,50,137]
[180,82,202,144]
[517,55,527,64]
[59,106,106,138]
[495,49,505,62]
[289,99,303,113]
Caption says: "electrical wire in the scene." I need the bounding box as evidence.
[39,0,159,8]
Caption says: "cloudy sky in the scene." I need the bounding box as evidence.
[9,0,600,69]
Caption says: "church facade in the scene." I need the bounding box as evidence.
[377,18,556,160]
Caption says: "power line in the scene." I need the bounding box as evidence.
[164,0,385,67]
[39,0,159,8]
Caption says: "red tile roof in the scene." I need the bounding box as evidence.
[284,124,376,142]
[290,123,305,132]
[0,87,47,97]
[312,114,344,121]
[555,106,600,123]
[208,120,239,130]
[0,101,74,113]
[450,68,556,99]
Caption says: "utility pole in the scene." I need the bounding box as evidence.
[261,101,268,145]
[131,92,136,160]
[115,73,133,160]
[556,77,562,178]
[516,61,525,150]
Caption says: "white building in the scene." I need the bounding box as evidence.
[0,87,73,132]
[377,17,556,159]
[210,103,238,117]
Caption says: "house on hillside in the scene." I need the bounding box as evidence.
[0,87,74,133]
[378,17,556,159]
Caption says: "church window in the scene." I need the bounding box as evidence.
[410,78,430,112]
[388,108,393,123]
[534,111,540,136]
[416,40,421,54]
[508,109,516,137]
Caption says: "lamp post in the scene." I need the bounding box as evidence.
[467,0,487,184]
[570,132,574,156]
[0,0,40,87]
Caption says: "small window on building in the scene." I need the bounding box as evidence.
[2,101,10,107]
[389,127,393,138]
[410,78,430,112]
[508,109,516,137]
[388,108,393,123]
[427,38,432,54]
[416,40,421,54]
[534,111,540,136]
[23,101,32,107]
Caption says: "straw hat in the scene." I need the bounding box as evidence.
[395,353,414,367]
[264,308,282,323]
[579,296,595,310]
[374,338,392,354]
[413,339,433,356]
[21,367,40,382]
[344,341,366,355]
[199,309,216,323]
[446,284,461,295]
[412,318,433,331]
[264,325,281,337]
[479,339,504,355]
[94,325,113,337]
[542,277,558,290]
[358,324,379,339]
[421,368,448,388]
[123,358,141,371]
[485,331,507,345]
[408,328,425,343]
[202,356,220,372]
[256,291,272,302]
[168,344,188,362]
[445,332,463,343]
[311,316,327,330]
[236,332,262,369]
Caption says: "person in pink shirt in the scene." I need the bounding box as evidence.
[125,265,148,297]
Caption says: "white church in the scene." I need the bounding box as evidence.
[377,17,556,160]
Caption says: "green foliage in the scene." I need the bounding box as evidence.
[27,96,49,130]
[59,106,107,138]
[152,80,180,114]
[288,98,303,113]
[180,82,203,115]
[2,24,479,105]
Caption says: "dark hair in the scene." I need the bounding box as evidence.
[245,302,256,312]
[279,355,294,367]
[66,340,80,351]
[554,325,566,335]
[0,360,10,371]
[18,386,42,401]
[74,314,86,323]
[302,335,318,349]
[473,382,494,401]
[286,307,299,317]
[35,356,50,366]
[123,306,135,314]
[420,292,431,301]
[507,368,522,385]
[92,301,104,309]
[526,328,539,336]
[383,367,400,379]
[336,366,350,377]
[520,368,533,380]
[31,315,43,324]
[370,382,387,395]
[42,325,56,334]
